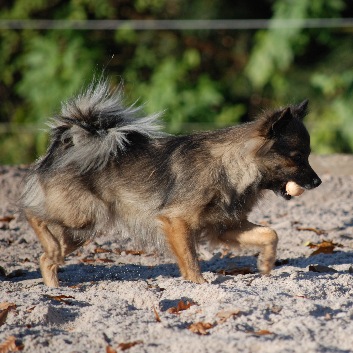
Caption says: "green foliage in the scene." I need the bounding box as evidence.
[0,0,352,164]
[245,0,352,153]
[124,53,233,133]
[17,32,98,123]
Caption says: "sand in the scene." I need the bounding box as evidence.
[1,155,353,353]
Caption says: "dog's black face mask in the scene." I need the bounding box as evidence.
[257,100,322,200]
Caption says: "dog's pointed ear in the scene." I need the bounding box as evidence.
[271,107,292,135]
[293,99,309,120]
[260,107,292,138]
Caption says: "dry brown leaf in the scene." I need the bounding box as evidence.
[117,341,143,351]
[306,240,339,256]
[167,300,194,314]
[124,250,145,256]
[216,309,241,324]
[297,227,327,235]
[45,295,75,304]
[94,247,112,254]
[0,216,14,223]
[217,267,254,276]
[80,257,96,264]
[153,307,161,322]
[26,306,36,313]
[0,303,16,326]
[106,346,117,353]
[252,329,273,336]
[0,303,16,311]
[0,311,8,327]
[0,336,24,353]
[188,322,213,335]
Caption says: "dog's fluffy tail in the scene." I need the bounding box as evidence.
[37,79,164,173]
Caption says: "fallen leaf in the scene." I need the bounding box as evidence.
[153,307,161,322]
[26,306,36,313]
[94,247,112,254]
[106,346,117,353]
[80,257,96,263]
[0,303,16,326]
[297,227,327,235]
[216,309,241,324]
[252,329,273,336]
[117,341,143,351]
[217,267,254,276]
[0,336,24,353]
[306,240,339,256]
[0,216,14,223]
[0,303,16,311]
[188,322,213,335]
[124,250,145,256]
[167,300,194,314]
[45,295,75,304]
[0,311,9,327]
[308,264,337,273]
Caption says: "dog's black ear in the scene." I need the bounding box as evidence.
[292,99,309,120]
[259,107,294,138]
[261,107,292,138]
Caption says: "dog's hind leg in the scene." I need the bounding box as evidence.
[220,220,278,275]
[159,216,206,284]
[27,215,84,287]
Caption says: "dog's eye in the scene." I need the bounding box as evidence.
[292,153,303,161]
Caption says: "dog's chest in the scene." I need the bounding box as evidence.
[201,185,259,224]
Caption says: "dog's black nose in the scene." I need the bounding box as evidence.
[312,177,321,188]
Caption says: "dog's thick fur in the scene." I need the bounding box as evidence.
[21,80,321,287]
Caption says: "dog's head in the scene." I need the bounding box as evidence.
[255,100,321,200]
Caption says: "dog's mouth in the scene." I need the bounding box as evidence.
[278,184,292,200]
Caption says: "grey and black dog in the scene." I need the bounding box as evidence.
[21,79,321,287]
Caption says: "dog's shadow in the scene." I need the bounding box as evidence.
[6,250,353,286]
[6,253,258,285]
[56,253,259,285]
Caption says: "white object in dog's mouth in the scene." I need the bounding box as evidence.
[285,181,305,197]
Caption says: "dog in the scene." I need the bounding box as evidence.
[21,79,321,287]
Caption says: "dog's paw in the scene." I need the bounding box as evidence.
[184,274,207,284]
[257,258,274,276]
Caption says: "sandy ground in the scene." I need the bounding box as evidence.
[1,154,353,353]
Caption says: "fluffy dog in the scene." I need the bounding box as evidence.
[21,80,321,287]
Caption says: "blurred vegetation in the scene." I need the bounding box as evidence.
[0,0,353,164]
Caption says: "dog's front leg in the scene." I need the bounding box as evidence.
[220,220,278,275]
[159,216,206,283]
